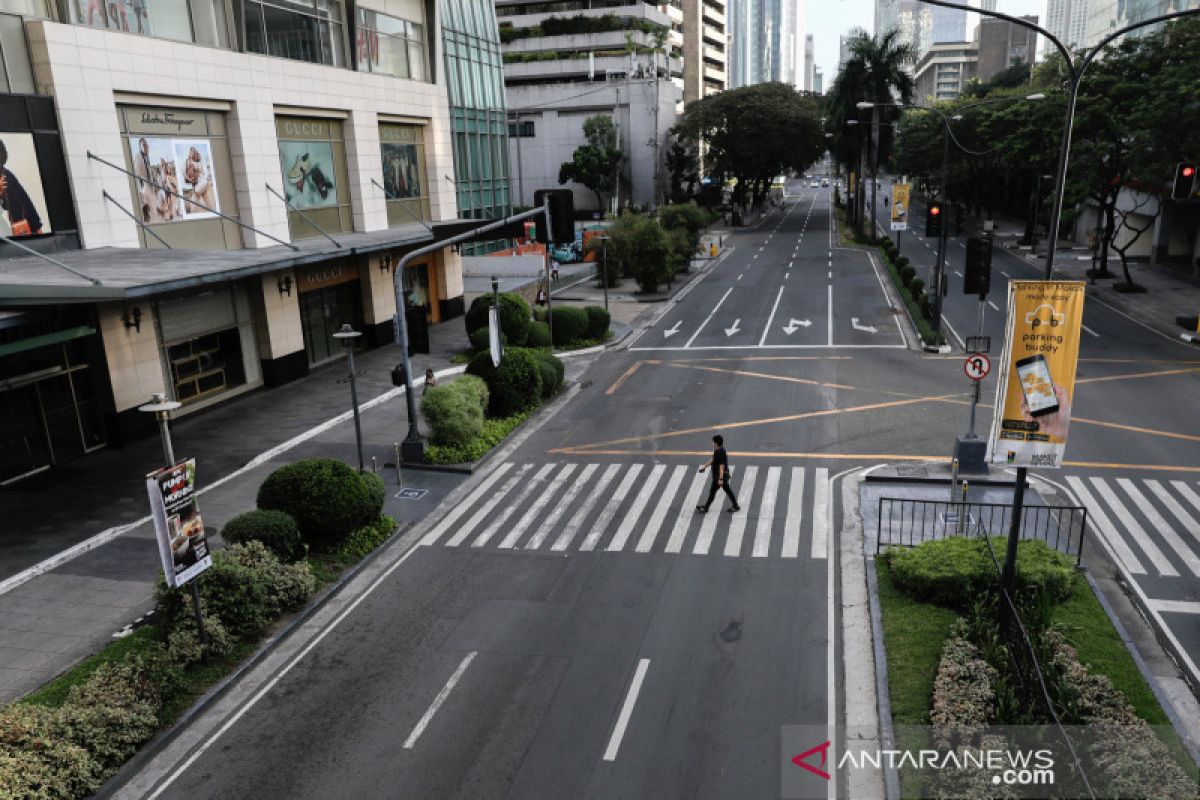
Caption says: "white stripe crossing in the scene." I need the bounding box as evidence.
[445,466,531,547]
[1091,477,1178,577]
[636,465,689,552]
[420,463,514,546]
[1116,478,1200,577]
[552,463,621,552]
[782,467,807,558]
[692,481,726,555]
[580,464,644,551]
[475,463,557,547]
[609,464,667,551]
[752,467,782,557]
[666,472,709,553]
[526,464,598,550]
[811,468,829,560]
[1170,481,1200,537]
[403,651,477,749]
[1064,477,1147,575]
[723,466,759,557]
[1147,599,1200,615]
[1146,480,1200,547]
[602,659,650,761]
[498,463,576,549]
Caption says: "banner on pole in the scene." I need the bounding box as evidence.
[488,305,503,367]
[147,459,211,587]
[890,183,910,230]
[988,281,1085,468]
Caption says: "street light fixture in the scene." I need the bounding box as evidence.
[332,324,365,472]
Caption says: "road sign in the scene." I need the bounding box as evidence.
[964,354,991,381]
[965,335,991,354]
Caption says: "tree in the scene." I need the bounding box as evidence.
[665,136,700,202]
[1108,191,1159,291]
[605,213,673,293]
[559,115,623,210]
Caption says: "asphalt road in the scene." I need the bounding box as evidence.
[122,179,1200,799]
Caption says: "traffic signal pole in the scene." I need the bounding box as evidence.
[931,124,951,337]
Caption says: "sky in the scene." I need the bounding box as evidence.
[809,0,1045,87]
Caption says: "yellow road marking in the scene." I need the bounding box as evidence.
[1071,417,1200,445]
[606,360,649,396]
[1080,358,1200,365]
[664,355,854,362]
[667,362,857,390]
[1075,366,1200,385]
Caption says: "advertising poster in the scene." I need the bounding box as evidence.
[890,183,910,230]
[146,459,211,588]
[128,137,220,223]
[988,281,1085,468]
[0,134,50,237]
[381,142,421,199]
[279,141,338,209]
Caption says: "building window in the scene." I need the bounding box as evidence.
[355,7,426,80]
[379,122,430,225]
[156,287,256,405]
[65,0,229,47]
[507,119,534,137]
[275,115,352,238]
[245,0,345,67]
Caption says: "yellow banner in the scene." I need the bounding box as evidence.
[890,183,910,230]
[988,281,1085,468]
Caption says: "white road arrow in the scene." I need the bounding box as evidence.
[663,321,682,339]
[724,319,742,337]
[851,317,878,334]
[783,319,812,335]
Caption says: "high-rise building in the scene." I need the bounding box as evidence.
[813,66,824,94]
[1046,0,1090,49]
[804,33,815,90]
[681,0,729,102]
[913,41,978,101]
[1083,0,1198,49]
[729,0,805,87]
[976,15,1038,81]
[838,26,868,75]
[875,0,922,53]
[497,0,682,210]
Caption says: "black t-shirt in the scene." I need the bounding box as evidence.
[712,447,728,479]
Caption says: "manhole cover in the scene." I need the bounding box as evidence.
[897,465,929,477]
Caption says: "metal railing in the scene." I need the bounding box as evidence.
[875,497,1088,563]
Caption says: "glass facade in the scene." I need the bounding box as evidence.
[441,0,511,237]
[64,0,229,47]
[355,7,427,80]
[244,0,347,67]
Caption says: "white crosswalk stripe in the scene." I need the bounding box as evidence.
[811,468,830,560]
[1116,479,1200,577]
[431,461,834,560]
[1065,476,1147,575]
[1090,477,1178,577]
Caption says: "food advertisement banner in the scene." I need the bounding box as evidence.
[146,459,211,587]
[890,183,910,230]
[988,281,1085,468]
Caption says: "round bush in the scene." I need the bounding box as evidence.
[530,349,565,398]
[453,374,489,413]
[468,326,507,352]
[895,255,911,271]
[583,305,611,340]
[548,306,588,346]
[221,509,305,563]
[533,305,548,323]
[256,458,384,550]
[465,348,543,417]
[527,320,552,348]
[421,382,484,447]
[464,292,531,346]
[899,265,916,285]
[909,277,925,295]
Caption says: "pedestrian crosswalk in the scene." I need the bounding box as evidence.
[1066,476,1200,581]
[421,462,833,560]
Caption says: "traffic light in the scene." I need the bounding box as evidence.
[533,189,575,243]
[964,237,992,297]
[925,201,942,237]
[1171,163,1198,201]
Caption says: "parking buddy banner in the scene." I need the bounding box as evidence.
[890,183,910,230]
[147,458,211,587]
[989,281,1084,468]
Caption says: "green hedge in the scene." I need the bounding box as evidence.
[424,411,530,465]
[527,320,552,347]
[530,350,565,398]
[468,326,508,351]
[221,509,305,563]
[465,348,543,417]
[885,537,1076,611]
[583,305,610,340]
[464,292,531,347]
[421,375,488,447]
[548,306,588,346]
[256,458,384,550]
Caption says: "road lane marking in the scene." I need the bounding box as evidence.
[1076,366,1200,385]
[552,464,621,551]
[471,464,551,547]
[527,464,598,550]
[1000,270,1011,278]
[499,464,577,548]
[1065,476,1148,574]
[954,270,963,277]
[1090,477,1176,576]
[1080,323,1100,337]
[760,285,786,346]
[580,465,644,551]
[606,361,645,395]
[609,464,667,551]
[781,467,806,558]
[636,465,689,552]
[403,652,478,749]
[752,466,781,557]
[692,485,725,554]
[1145,480,1200,548]
[987,300,1000,312]
[1116,478,1200,576]
[722,466,759,557]
[666,472,709,552]
[1071,417,1200,445]
[1171,481,1200,528]
[827,284,833,346]
[684,287,734,348]
[811,468,829,560]
[603,659,650,761]
[941,315,966,351]
[420,463,515,546]
[1147,599,1200,615]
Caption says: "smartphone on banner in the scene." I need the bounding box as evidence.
[1016,355,1059,417]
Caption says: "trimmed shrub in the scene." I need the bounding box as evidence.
[221,509,305,563]
[527,319,552,347]
[0,703,102,798]
[464,292,531,346]
[530,349,565,398]
[899,264,916,285]
[909,277,925,295]
[895,254,911,271]
[468,326,508,352]
[362,471,385,519]
[885,537,1076,611]
[917,292,932,320]
[465,348,543,417]
[336,515,398,562]
[57,659,161,772]
[931,622,998,728]
[583,305,610,340]
[548,305,588,346]
[533,305,548,323]
[256,458,384,549]
[421,379,486,448]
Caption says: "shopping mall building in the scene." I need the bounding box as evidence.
[0,0,512,483]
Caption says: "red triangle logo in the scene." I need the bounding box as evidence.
[791,740,831,781]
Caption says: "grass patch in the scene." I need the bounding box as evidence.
[306,515,398,588]
[424,411,531,465]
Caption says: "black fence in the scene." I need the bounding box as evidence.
[875,497,1088,563]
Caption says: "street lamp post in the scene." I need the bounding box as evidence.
[332,324,365,472]
[598,235,611,311]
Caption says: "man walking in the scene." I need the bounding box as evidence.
[696,434,740,513]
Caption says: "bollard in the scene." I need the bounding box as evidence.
[394,442,402,488]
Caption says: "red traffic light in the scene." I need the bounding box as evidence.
[930,205,941,215]
[1185,166,1197,178]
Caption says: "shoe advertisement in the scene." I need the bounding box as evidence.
[279,140,338,209]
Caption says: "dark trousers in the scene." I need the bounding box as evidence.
[702,477,739,511]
